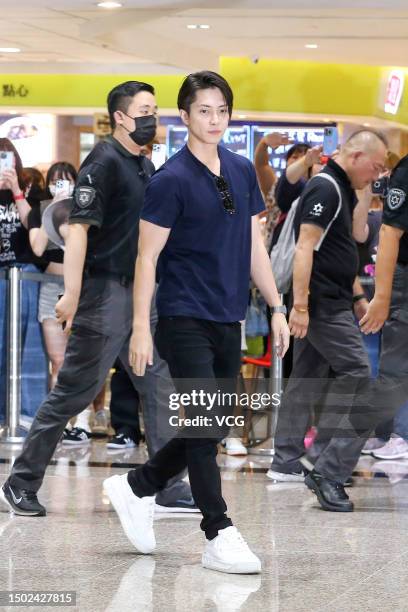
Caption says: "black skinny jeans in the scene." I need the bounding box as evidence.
[128,316,242,540]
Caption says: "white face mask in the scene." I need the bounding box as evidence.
[49,183,74,197]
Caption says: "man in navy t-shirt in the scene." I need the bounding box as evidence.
[103,71,290,574]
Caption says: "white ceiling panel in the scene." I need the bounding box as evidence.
[1,2,408,72]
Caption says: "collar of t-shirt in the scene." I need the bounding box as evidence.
[325,158,357,207]
[183,143,227,177]
[104,135,143,159]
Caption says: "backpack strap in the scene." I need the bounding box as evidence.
[309,173,342,252]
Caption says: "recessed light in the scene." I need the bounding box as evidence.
[305,44,318,49]
[97,1,123,8]
[187,24,210,30]
[0,47,20,53]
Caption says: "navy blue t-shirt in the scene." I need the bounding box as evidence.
[141,145,265,322]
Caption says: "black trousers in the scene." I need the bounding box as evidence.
[128,316,242,540]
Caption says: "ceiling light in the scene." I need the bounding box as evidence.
[363,122,371,127]
[187,24,210,30]
[305,44,318,49]
[238,115,247,119]
[0,47,20,53]
[97,1,123,8]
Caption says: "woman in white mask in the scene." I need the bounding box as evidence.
[28,161,77,388]
[28,161,108,442]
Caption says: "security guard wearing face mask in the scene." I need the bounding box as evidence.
[2,81,198,516]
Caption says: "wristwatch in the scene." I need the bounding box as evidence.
[272,305,287,315]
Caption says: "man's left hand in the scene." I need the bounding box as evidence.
[289,308,309,339]
[359,296,389,334]
[271,312,290,358]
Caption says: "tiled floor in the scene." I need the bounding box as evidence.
[1,440,408,611]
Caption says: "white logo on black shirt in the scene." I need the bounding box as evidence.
[311,203,324,216]
[387,188,406,210]
[75,186,96,208]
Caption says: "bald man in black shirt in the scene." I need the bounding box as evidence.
[307,153,408,510]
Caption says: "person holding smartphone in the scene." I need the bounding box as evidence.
[102,71,290,574]
[0,137,48,425]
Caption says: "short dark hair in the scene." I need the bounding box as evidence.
[107,81,155,129]
[285,142,311,162]
[177,71,233,116]
[45,161,78,199]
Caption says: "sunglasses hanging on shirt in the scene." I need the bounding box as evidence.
[213,174,235,215]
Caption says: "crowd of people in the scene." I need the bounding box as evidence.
[1,70,408,575]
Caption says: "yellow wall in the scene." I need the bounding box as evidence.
[0,74,184,108]
[2,62,408,127]
[220,57,380,116]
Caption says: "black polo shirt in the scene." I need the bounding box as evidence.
[382,154,408,264]
[69,135,153,278]
[294,159,359,313]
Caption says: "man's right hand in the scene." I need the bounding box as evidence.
[55,293,79,334]
[263,132,291,149]
[305,145,323,168]
[129,326,154,376]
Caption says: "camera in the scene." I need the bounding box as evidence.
[371,176,389,197]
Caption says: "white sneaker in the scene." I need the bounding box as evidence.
[266,468,304,483]
[202,526,261,574]
[221,438,248,456]
[372,435,408,460]
[361,437,388,455]
[103,474,156,554]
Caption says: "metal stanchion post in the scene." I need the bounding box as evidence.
[1,267,26,443]
[248,295,284,456]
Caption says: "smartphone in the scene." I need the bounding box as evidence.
[323,127,338,157]
[55,179,71,197]
[151,144,167,170]
[0,151,14,175]
[371,176,389,197]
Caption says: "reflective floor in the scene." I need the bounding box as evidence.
[1,440,408,611]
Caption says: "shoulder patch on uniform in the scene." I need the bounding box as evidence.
[75,186,96,209]
[387,188,406,211]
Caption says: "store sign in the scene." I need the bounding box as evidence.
[93,113,111,136]
[384,70,404,115]
[2,83,29,98]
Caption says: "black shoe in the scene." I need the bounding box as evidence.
[61,427,91,446]
[155,496,201,514]
[343,476,354,488]
[0,480,46,516]
[106,433,137,449]
[305,470,354,512]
